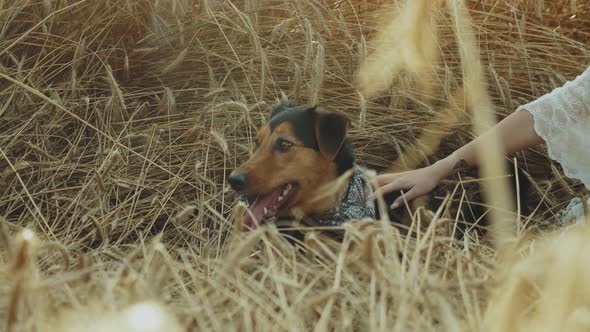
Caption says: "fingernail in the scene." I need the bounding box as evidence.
[390,202,400,210]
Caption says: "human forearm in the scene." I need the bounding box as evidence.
[376,109,543,207]
[435,109,543,177]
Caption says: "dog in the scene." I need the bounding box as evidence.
[228,102,375,236]
[228,102,531,239]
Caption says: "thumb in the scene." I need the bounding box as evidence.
[390,187,420,210]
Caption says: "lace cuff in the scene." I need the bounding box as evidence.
[517,67,590,189]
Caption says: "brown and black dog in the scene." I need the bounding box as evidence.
[228,102,369,232]
[228,102,531,238]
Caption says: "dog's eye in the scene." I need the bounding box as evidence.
[275,139,293,153]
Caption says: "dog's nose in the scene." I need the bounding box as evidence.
[228,172,247,192]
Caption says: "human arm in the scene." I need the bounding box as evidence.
[375,109,543,209]
[376,65,590,209]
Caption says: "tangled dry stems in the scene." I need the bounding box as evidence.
[0,0,589,331]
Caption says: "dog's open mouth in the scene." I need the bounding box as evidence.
[243,183,299,231]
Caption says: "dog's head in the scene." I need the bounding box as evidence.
[229,103,354,230]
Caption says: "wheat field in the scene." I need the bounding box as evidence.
[0,0,589,331]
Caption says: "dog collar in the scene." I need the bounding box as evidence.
[304,164,376,227]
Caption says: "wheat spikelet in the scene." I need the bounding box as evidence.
[356,0,440,99]
[99,149,122,174]
[163,87,176,114]
[388,86,468,172]
[0,0,587,330]
[310,42,325,105]
[175,205,197,223]
[209,129,229,155]
[448,0,516,251]
[484,223,590,332]
[105,64,127,121]
[7,229,39,332]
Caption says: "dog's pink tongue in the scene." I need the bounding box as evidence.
[242,188,281,231]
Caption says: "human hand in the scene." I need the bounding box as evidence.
[374,159,454,210]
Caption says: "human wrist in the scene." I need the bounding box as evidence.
[432,157,456,180]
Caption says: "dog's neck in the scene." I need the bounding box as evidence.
[287,148,356,219]
[311,139,355,213]
[289,165,375,229]
[285,169,355,219]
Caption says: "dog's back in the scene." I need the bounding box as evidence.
[376,162,532,239]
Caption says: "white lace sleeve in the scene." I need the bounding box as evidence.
[516,66,590,189]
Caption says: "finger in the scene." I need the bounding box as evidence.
[390,187,422,210]
[375,173,403,186]
[375,178,411,196]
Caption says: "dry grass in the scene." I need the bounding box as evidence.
[0,0,589,331]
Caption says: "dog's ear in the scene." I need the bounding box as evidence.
[314,109,350,160]
[269,100,291,119]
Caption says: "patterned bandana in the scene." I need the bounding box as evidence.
[239,164,376,227]
[303,165,376,227]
